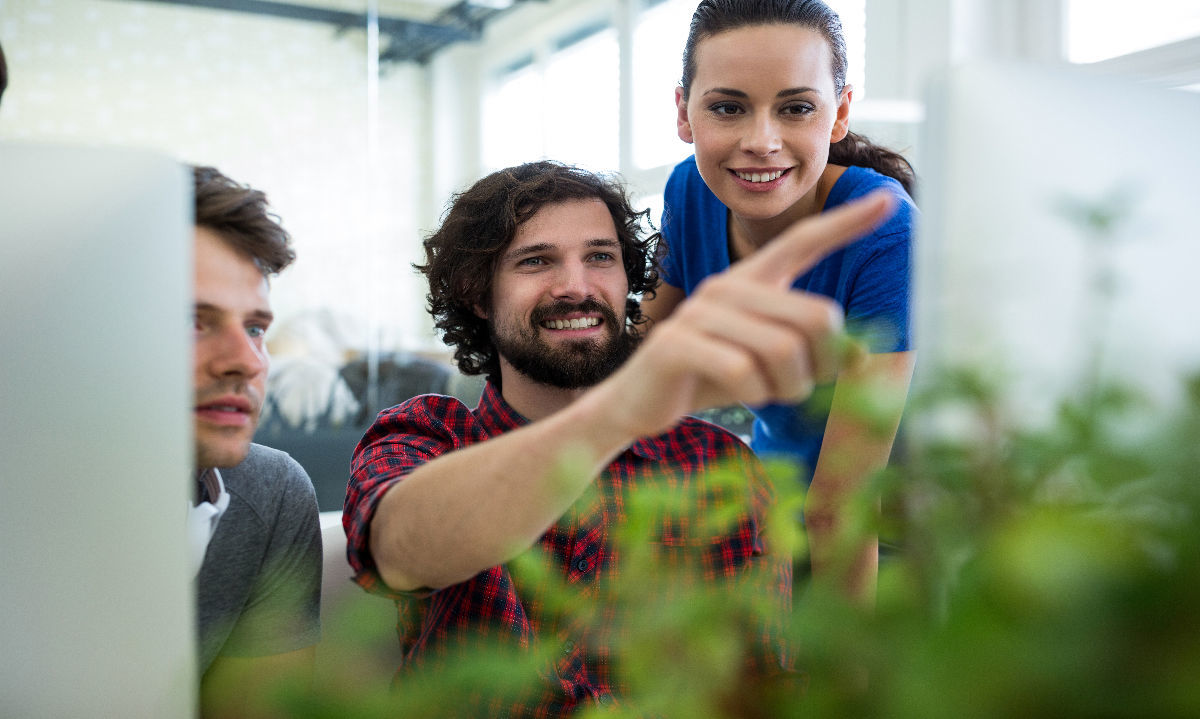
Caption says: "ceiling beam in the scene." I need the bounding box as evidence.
[128,0,486,62]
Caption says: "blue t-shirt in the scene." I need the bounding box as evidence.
[660,156,915,476]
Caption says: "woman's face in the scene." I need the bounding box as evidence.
[677,24,850,224]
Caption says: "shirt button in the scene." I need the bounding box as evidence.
[575,559,588,572]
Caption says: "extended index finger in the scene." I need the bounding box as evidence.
[734,190,898,288]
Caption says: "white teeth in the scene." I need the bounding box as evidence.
[543,317,600,330]
[737,170,783,183]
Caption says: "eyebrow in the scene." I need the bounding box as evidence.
[585,238,621,250]
[702,86,821,99]
[503,238,621,262]
[194,302,274,325]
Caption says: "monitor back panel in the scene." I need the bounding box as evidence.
[0,142,195,717]
[915,63,1200,424]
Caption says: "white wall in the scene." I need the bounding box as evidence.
[0,0,434,351]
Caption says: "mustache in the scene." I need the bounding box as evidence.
[194,382,262,407]
[529,298,619,327]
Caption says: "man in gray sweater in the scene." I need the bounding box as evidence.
[188,165,322,717]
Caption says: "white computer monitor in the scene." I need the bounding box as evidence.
[0,143,195,717]
[914,62,1200,425]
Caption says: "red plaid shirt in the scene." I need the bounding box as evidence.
[344,382,791,716]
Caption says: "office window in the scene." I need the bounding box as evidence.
[1067,0,1200,63]
[544,23,620,171]
[830,0,867,97]
[631,0,694,170]
[482,23,619,173]
[482,56,545,171]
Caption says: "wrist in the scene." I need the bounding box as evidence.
[557,378,645,455]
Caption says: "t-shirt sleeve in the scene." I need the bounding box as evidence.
[844,229,913,354]
[220,456,322,658]
[659,156,732,293]
[343,395,475,599]
[827,170,915,355]
[659,161,688,289]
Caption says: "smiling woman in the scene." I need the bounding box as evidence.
[643,0,918,605]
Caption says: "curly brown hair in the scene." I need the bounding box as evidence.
[192,165,295,277]
[416,161,661,383]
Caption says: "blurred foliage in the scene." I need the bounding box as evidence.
[829,366,1200,719]
[285,364,1200,717]
[274,199,1200,717]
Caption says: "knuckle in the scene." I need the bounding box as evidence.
[717,352,757,387]
[813,298,845,335]
[693,273,735,301]
[763,332,804,365]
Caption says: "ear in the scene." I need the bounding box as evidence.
[830,85,852,143]
[675,86,694,144]
[473,303,488,320]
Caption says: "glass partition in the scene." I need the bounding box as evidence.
[1,0,434,508]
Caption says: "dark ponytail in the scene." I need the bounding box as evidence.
[830,130,915,197]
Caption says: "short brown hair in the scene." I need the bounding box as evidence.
[192,165,295,276]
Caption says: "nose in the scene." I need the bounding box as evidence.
[549,261,591,302]
[740,112,781,156]
[206,325,268,380]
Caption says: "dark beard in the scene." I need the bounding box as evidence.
[490,299,638,389]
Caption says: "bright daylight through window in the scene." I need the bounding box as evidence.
[485,0,864,175]
[1067,0,1200,63]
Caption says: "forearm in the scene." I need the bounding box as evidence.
[368,387,637,591]
[640,281,685,330]
[806,425,881,606]
[805,478,879,606]
[804,351,914,605]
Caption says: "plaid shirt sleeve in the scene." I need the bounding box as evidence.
[342,394,484,599]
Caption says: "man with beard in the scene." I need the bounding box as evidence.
[190,166,322,718]
[343,161,896,715]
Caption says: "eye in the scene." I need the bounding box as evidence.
[709,101,743,116]
[590,251,616,263]
[246,325,268,339]
[517,256,545,267]
[781,102,816,117]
